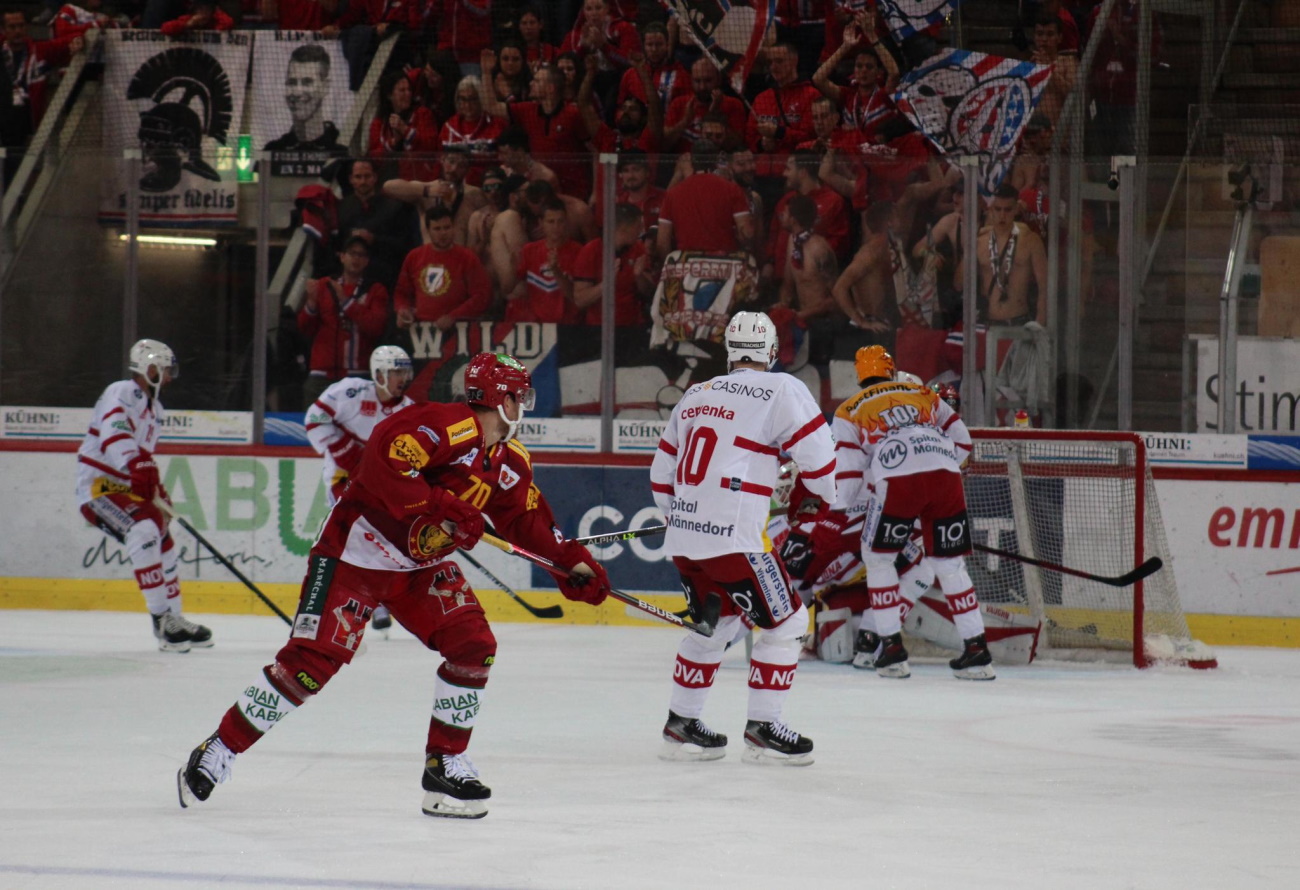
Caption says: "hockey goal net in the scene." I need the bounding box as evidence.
[964,430,1216,669]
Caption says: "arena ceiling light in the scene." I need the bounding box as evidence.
[117,234,219,248]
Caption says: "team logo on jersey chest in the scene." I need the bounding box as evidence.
[360,400,376,417]
[421,264,450,297]
[498,464,520,490]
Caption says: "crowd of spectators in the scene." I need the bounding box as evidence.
[0,0,1145,416]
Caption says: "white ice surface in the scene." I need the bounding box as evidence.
[1,610,1298,890]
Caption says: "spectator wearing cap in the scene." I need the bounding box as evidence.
[298,235,391,405]
[479,57,589,198]
[656,140,755,259]
[382,145,488,247]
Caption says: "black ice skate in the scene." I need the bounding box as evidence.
[851,630,880,670]
[371,605,392,638]
[659,711,728,762]
[742,720,814,766]
[949,634,996,681]
[177,733,235,808]
[173,613,213,648]
[873,632,911,679]
[151,612,191,653]
[421,753,490,819]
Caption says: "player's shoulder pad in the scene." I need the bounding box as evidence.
[505,438,532,468]
[106,379,143,404]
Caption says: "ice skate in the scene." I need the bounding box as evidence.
[421,753,490,819]
[659,711,728,762]
[873,632,911,679]
[371,605,393,639]
[950,634,996,681]
[742,720,814,766]
[177,733,235,808]
[851,630,880,670]
[151,612,191,653]
[172,613,213,648]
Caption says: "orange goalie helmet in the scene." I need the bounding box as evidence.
[854,345,895,385]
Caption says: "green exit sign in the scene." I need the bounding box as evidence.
[236,134,255,183]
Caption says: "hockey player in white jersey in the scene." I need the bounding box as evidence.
[304,346,415,506]
[76,339,213,652]
[839,346,994,680]
[304,345,414,632]
[650,311,836,765]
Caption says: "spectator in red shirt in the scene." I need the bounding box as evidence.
[507,198,583,324]
[440,75,505,185]
[369,68,440,181]
[656,140,755,258]
[406,49,461,123]
[1087,0,1159,157]
[559,0,639,75]
[664,58,749,153]
[812,22,901,143]
[613,151,664,232]
[159,0,234,35]
[491,40,532,104]
[766,149,850,279]
[424,0,492,74]
[51,0,117,40]
[268,0,338,31]
[517,6,559,73]
[795,95,842,155]
[748,44,823,176]
[616,22,689,110]
[774,0,828,81]
[394,205,492,331]
[298,235,391,404]
[1,9,82,183]
[480,58,588,198]
[573,202,654,327]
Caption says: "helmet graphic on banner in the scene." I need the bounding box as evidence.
[128,339,178,399]
[725,310,778,368]
[464,352,535,440]
[370,345,412,399]
[854,345,895,384]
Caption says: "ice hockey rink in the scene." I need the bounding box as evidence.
[1,609,1297,890]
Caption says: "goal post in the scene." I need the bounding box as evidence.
[964,430,1217,669]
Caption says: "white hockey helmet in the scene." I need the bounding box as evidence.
[725,311,778,369]
[896,371,923,386]
[370,345,413,398]
[128,338,178,398]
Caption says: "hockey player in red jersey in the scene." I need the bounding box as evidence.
[76,339,213,653]
[177,353,612,819]
[650,311,837,766]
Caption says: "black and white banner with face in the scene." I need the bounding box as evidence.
[101,30,251,226]
[250,32,354,178]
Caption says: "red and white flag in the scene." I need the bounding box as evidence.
[659,0,775,94]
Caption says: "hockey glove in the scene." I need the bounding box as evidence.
[327,436,364,473]
[429,488,485,550]
[556,542,610,606]
[128,452,160,502]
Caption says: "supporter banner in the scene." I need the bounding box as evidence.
[249,32,353,177]
[877,0,965,42]
[402,320,561,415]
[650,251,759,348]
[1196,337,1300,433]
[100,30,252,225]
[1,406,252,443]
[894,49,1050,195]
[658,0,775,94]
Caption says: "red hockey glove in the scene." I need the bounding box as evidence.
[785,477,826,524]
[128,452,160,502]
[327,436,363,473]
[428,488,484,550]
[556,541,610,606]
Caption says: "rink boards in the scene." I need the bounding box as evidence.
[0,446,1297,647]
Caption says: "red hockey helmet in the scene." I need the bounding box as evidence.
[464,352,535,411]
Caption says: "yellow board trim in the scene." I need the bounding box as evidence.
[0,577,689,629]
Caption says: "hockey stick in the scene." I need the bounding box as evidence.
[477,533,715,636]
[155,498,293,625]
[457,549,565,619]
[974,543,1163,588]
[574,525,667,547]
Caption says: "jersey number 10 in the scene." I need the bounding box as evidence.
[676,427,719,487]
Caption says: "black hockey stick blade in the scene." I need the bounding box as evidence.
[458,550,564,619]
[974,543,1164,588]
[574,525,667,547]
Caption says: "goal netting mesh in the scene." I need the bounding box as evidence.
[964,431,1215,668]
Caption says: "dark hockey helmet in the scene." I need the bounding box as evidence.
[464,352,535,412]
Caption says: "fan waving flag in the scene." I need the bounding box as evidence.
[877,0,964,42]
[893,48,1052,194]
[660,0,775,94]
